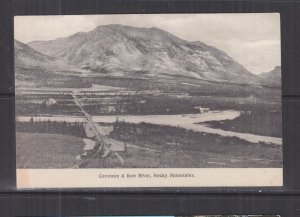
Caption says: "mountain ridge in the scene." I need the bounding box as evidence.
[259,66,281,86]
[15,40,89,87]
[26,24,264,85]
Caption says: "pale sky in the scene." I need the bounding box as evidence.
[14,14,281,74]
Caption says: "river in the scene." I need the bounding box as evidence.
[16,110,282,146]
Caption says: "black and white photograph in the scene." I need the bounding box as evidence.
[180,216,280,217]
[31,215,281,217]
[178,216,280,217]
[15,14,282,188]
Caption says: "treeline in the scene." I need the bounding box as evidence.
[125,98,198,115]
[85,97,200,115]
[16,101,81,115]
[16,118,85,137]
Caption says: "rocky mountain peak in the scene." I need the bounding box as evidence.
[26,24,262,84]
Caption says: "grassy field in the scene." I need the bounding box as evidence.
[88,143,281,168]
[75,122,283,168]
[16,119,282,168]
[16,132,84,168]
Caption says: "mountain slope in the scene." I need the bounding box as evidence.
[28,24,261,84]
[260,66,281,86]
[15,39,89,72]
[15,40,87,87]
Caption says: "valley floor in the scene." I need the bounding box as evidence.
[15,82,282,169]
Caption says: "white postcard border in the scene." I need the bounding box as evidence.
[17,168,283,188]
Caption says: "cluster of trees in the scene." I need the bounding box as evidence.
[206,110,282,137]
[16,101,80,115]
[111,119,138,140]
[126,99,198,115]
[83,96,199,115]
[84,101,127,115]
[16,118,85,137]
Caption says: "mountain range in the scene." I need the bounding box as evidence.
[15,24,280,87]
[15,40,87,73]
[259,66,281,86]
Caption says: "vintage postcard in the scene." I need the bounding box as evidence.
[15,14,282,188]
[31,215,281,217]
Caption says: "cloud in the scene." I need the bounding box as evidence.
[219,39,281,74]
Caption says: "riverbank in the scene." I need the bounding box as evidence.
[16,110,282,145]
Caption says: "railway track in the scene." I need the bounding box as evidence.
[71,92,124,167]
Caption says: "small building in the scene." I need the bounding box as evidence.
[194,106,210,113]
[45,98,57,106]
